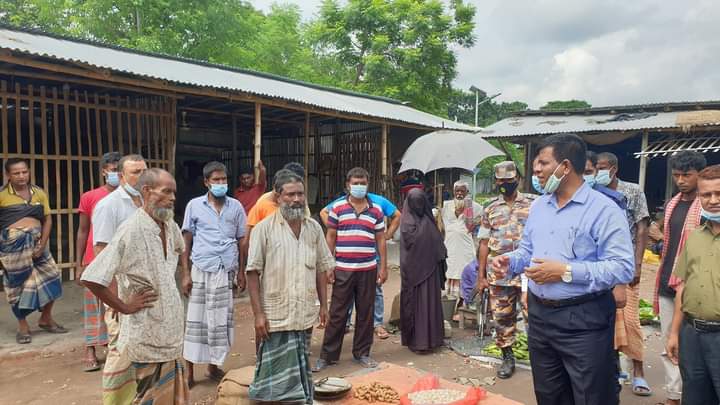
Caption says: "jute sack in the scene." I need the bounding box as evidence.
[216,366,254,405]
[389,292,401,326]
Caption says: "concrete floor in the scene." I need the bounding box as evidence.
[0,242,672,404]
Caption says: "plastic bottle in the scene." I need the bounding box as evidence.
[463,195,473,231]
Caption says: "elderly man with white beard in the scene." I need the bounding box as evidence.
[82,168,189,405]
[246,170,334,404]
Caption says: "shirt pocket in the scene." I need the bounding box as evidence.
[221,215,239,238]
[570,230,597,260]
[488,210,504,228]
[263,291,285,321]
[305,238,318,271]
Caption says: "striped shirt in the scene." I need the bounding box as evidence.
[245,211,335,332]
[327,197,385,272]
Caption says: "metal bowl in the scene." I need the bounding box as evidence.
[314,377,352,400]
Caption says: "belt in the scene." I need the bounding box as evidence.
[532,290,609,308]
[684,314,720,333]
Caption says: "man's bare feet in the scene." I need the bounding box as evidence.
[17,319,31,336]
[374,326,390,340]
[666,399,680,405]
[186,361,195,389]
[206,364,225,383]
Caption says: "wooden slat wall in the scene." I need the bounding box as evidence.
[219,120,381,209]
[0,78,175,279]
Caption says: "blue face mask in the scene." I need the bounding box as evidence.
[209,183,228,198]
[583,174,596,188]
[106,172,120,187]
[595,169,612,186]
[349,184,368,199]
[123,182,142,198]
[531,175,543,194]
[701,207,720,223]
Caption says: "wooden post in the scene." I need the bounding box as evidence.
[638,130,649,190]
[523,141,533,192]
[434,171,442,208]
[254,103,262,177]
[315,122,322,204]
[381,124,388,194]
[304,113,310,186]
[232,114,238,191]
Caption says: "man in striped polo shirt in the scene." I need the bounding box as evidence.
[314,167,387,372]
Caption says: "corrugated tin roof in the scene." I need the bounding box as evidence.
[0,26,474,131]
[636,134,720,158]
[512,100,720,117]
[481,110,720,139]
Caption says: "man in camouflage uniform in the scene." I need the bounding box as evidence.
[477,161,536,379]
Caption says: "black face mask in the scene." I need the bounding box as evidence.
[498,181,518,197]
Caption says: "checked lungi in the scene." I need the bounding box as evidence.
[250,331,313,404]
[132,360,189,405]
[0,227,62,319]
[183,265,234,366]
[84,288,108,347]
[102,308,136,405]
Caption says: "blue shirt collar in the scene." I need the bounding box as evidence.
[547,181,590,208]
[203,193,229,206]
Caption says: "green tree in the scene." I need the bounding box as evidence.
[67,0,264,65]
[539,99,591,110]
[0,0,73,32]
[308,0,476,115]
[446,88,528,179]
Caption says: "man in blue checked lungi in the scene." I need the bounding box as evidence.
[0,158,66,345]
[180,161,247,388]
[246,170,334,404]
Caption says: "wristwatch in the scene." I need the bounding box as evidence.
[561,264,573,283]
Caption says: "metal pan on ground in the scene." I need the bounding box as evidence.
[314,377,352,400]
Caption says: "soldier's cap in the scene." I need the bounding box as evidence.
[494,161,517,179]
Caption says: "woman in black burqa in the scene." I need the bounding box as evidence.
[400,188,447,353]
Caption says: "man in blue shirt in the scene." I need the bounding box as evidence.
[493,133,634,405]
[320,192,401,339]
[180,161,247,388]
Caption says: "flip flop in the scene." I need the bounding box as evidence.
[83,358,101,372]
[353,355,378,369]
[375,326,390,340]
[312,358,336,373]
[16,332,31,344]
[632,377,652,396]
[38,323,68,334]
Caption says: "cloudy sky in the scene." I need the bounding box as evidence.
[251,0,720,109]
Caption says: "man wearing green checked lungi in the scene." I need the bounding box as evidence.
[246,170,334,403]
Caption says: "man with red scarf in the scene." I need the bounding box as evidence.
[654,150,706,405]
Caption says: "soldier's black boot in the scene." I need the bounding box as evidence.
[497,346,515,379]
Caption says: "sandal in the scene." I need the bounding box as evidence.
[375,326,390,340]
[83,358,101,372]
[632,377,652,396]
[16,331,31,344]
[38,323,68,334]
[312,358,336,373]
[353,355,378,369]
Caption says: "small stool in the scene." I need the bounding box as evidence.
[457,306,478,329]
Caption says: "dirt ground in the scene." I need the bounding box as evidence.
[0,246,670,405]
